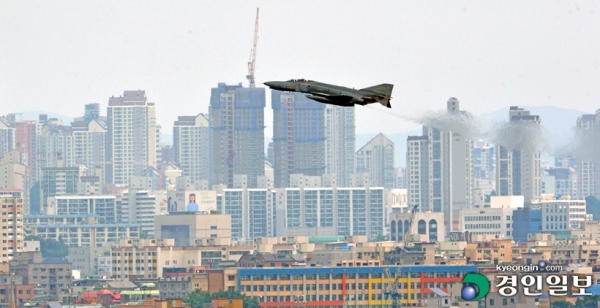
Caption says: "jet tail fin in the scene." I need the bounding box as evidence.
[360,83,393,108]
[360,83,394,97]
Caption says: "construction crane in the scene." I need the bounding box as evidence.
[384,204,419,308]
[246,8,259,88]
[403,204,419,251]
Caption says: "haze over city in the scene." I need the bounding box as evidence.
[2,1,600,137]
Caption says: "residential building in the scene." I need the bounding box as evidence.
[0,275,35,305]
[407,98,475,232]
[68,246,112,277]
[464,238,515,264]
[576,110,600,199]
[495,106,542,203]
[324,105,355,187]
[121,189,162,236]
[0,117,15,158]
[355,133,394,188]
[474,140,495,179]
[45,195,118,222]
[106,90,157,185]
[209,83,265,188]
[25,214,141,247]
[459,195,524,238]
[154,212,232,246]
[36,124,74,175]
[0,151,27,193]
[110,240,253,279]
[173,114,210,186]
[71,119,107,179]
[394,167,407,189]
[271,91,326,188]
[0,194,24,262]
[236,265,476,307]
[40,166,84,213]
[9,251,73,301]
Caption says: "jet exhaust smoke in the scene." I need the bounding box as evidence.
[486,120,547,153]
[554,127,600,163]
[409,109,480,139]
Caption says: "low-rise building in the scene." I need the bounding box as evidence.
[154,212,231,247]
[68,246,112,277]
[9,251,73,302]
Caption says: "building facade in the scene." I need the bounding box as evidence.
[173,114,211,186]
[407,98,475,233]
[0,117,15,158]
[356,133,394,188]
[106,90,157,185]
[0,194,24,262]
[272,91,326,188]
[210,83,265,188]
[324,106,355,187]
[495,106,542,203]
[72,119,107,179]
[576,110,600,199]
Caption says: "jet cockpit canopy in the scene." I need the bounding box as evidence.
[286,79,311,82]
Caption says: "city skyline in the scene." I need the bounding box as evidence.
[2,1,600,138]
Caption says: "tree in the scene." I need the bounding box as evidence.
[585,195,600,221]
[184,289,259,308]
[373,234,388,242]
[24,235,69,258]
[575,295,600,308]
[552,300,574,308]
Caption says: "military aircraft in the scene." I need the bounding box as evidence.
[263,79,393,108]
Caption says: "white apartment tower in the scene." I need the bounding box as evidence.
[324,105,355,187]
[355,133,395,189]
[576,110,600,199]
[173,114,211,185]
[71,119,107,179]
[495,106,541,203]
[106,90,157,186]
[406,98,475,233]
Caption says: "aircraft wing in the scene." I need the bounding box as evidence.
[309,93,353,101]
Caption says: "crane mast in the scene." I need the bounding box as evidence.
[246,8,259,88]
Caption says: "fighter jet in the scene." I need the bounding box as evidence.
[263,79,393,108]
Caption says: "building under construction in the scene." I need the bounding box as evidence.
[272,91,326,188]
[209,83,266,188]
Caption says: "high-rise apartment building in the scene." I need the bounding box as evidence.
[173,114,210,185]
[209,83,265,188]
[0,151,27,193]
[324,106,355,186]
[356,133,395,189]
[36,124,74,174]
[575,110,600,199]
[0,117,15,158]
[474,140,495,179]
[495,106,541,203]
[0,194,24,262]
[40,166,84,213]
[272,91,326,188]
[84,103,100,122]
[406,98,475,232]
[71,119,107,179]
[106,90,157,185]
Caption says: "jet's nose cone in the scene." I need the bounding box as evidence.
[263,81,276,87]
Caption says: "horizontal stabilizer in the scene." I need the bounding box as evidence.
[360,83,394,97]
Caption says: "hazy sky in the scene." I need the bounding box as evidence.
[1,1,599,138]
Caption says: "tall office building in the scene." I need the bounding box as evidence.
[406,98,475,232]
[356,133,395,188]
[106,90,157,185]
[72,119,107,179]
[0,194,24,262]
[0,117,15,158]
[474,140,495,179]
[36,124,74,174]
[210,83,265,188]
[272,91,326,188]
[575,110,600,199]
[324,106,355,186]
[173,114,211,185]
[495,106,541,203]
